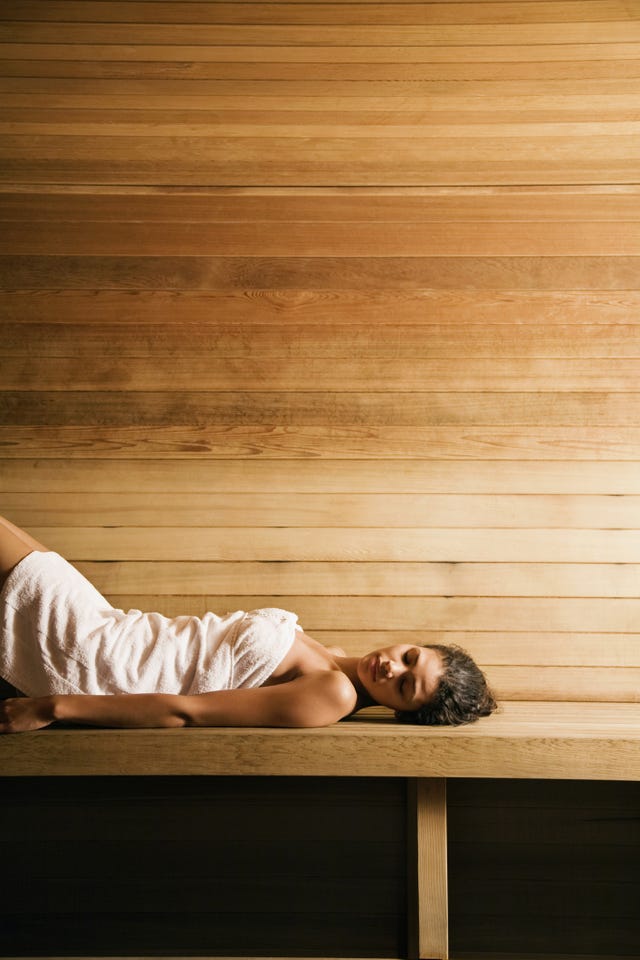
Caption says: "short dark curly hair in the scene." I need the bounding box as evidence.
[396,643,498,726]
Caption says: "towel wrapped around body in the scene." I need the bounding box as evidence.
[0,551,301,698]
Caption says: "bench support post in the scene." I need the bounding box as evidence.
[407,778,448,960]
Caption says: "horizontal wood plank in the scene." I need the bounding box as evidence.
[3,256,639,288]
[5,356,640,391]
[1,702,639,779]
[5,323,640,357]
[2,1,635,25]
[5,61,639,84]
[2,220,639,256]
[1,23,639,46]
[22,526,640,562]
[2,59,639,82]
[2,92,637,119]
[3,165,638,186]
[5,491,640,528]
[1,191,640,222]
[2,40,640,63]
[99,593,640,633]
[489,666,640,701]
[2,288,639,325]
[8,556,637,598]
[5,424,640,460]
[4,132,633,159]
[1,141,638,185]
[5,390,640,427]
[3,459,640,493]
[247,632,640,667]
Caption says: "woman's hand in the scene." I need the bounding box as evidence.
[0,696,56,734]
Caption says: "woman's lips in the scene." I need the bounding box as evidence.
[371,655,378,681]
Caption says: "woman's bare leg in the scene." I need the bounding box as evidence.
[0,515,50,591]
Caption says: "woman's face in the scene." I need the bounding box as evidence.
[357,644,445,713]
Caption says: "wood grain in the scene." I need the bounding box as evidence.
[3,219,639,256]
[3,256,639,288]
[5,322,640,356]
[2,2,636,25]
[2,4,640,957]
[2,702,640,779]
[6,424,640,460]
[2,191,640,221]
[3,459,640,493]
[1,22,639,45]
[408,779,448,960]
[5,491,640,527]
[17,526,640,563]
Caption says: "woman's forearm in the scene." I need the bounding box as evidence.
[2,673,351,734]
[52,693,188,728]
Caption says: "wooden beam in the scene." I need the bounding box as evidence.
[407,778,448,960]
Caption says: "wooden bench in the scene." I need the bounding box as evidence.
[2,699,639,960]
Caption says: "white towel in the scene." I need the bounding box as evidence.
[0,550,301,698]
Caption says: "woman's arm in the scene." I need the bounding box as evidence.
[0,671,357,734]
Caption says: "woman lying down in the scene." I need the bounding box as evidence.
[0,515,497,734]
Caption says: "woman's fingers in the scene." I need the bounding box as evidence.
[0,697,55,734]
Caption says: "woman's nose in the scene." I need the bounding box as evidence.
[381,657,399,679]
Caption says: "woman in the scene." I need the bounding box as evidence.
[0,515,497,734]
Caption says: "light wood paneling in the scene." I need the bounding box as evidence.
[4,460,640,491]
[5,492,640,527]
[4,219,640,256]
[0,3,639,185]
[15,528,640,564]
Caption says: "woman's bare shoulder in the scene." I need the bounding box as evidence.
[288,669,358,721]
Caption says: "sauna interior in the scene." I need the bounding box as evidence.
[1,0,639,958]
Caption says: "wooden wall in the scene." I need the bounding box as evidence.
[1,774,639,958]
[1,0,640,703]
[1,1,640,957]
[1,775,409,957]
